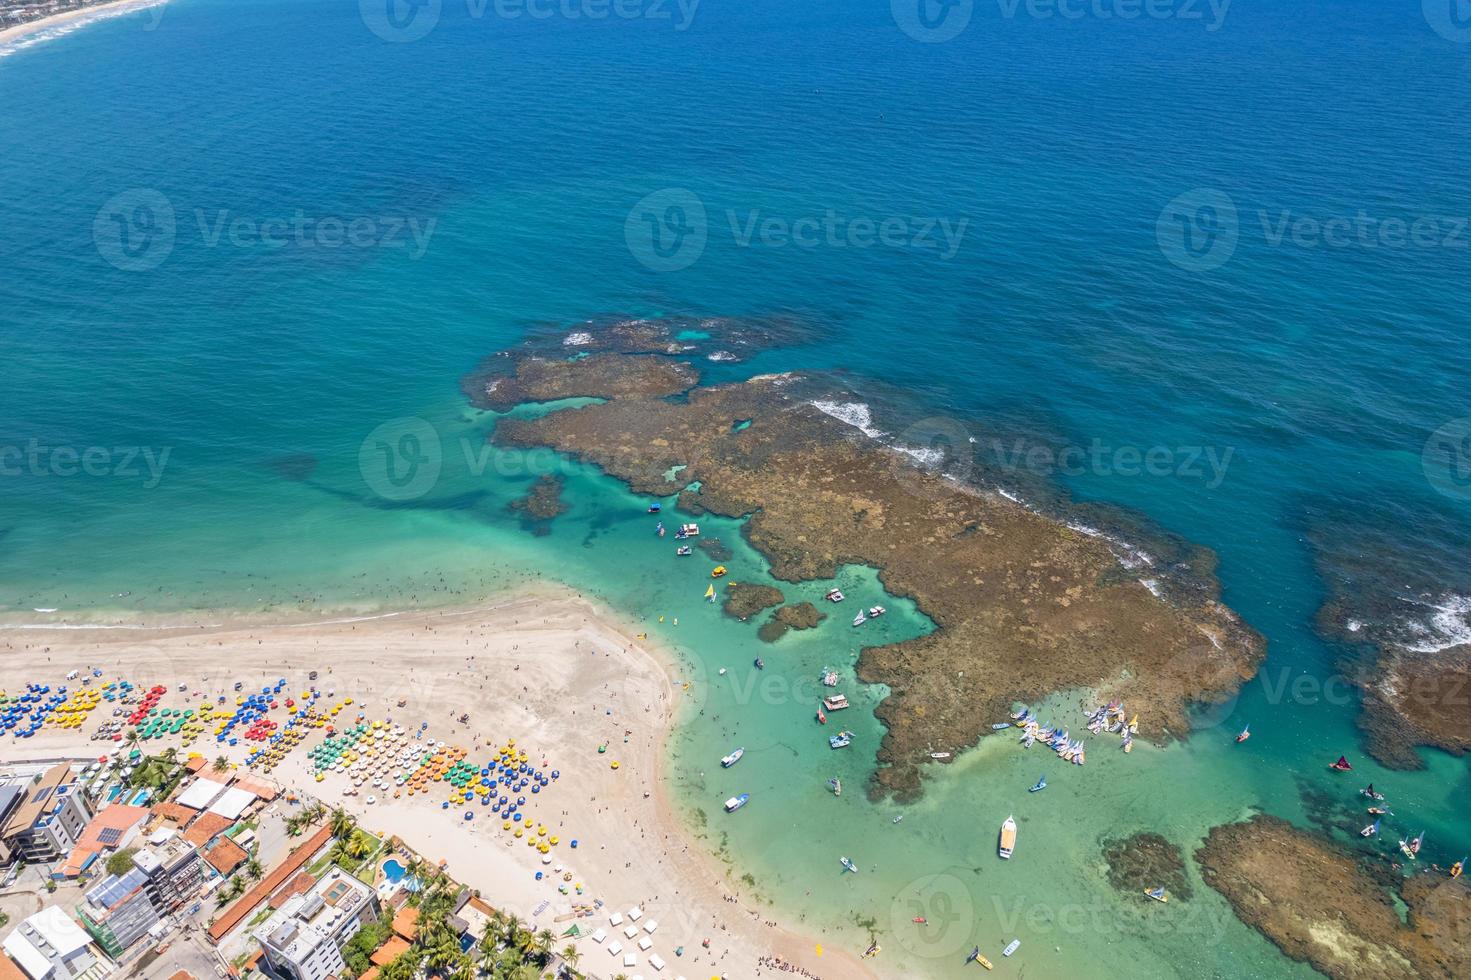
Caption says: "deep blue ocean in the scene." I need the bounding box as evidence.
[2,1,1470,976]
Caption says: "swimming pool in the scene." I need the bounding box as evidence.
[381,859,405,883]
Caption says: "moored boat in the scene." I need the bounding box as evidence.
[679,523,701,536]
[991,722,1011,730]
[1360,783,1385,801]
[823,694,850,711]
[998,815,1017,859]
[816,706,827,725]
[753,657,765,669]
[1002,939,1020,957]
[929,751,951,760]
[704,584,716,601]
[868,605,886,618]
[1145,886,1169,903]
[676,545,693,556]
[647,503,661,513]
[1361,819,1380,838]
[827,777,841,796]
[721,747,744,768]
[820,668,839,687]
[1329,755,1353,772]
[711,565,727,578]
[840,856,858,874]
[825,588,845,602]
[829,730,854,749]
[724,793,749,812]
[852,611,866,627]
[1235,723,1250,743]
[1029,775,1046,793]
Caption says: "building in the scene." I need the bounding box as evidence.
[75,870,159,959]
[132,830,205,915]
[207,825,332,945]
[0,767,93,867]
[58,805,150,879]
[2,907,110,980]
[252,871,379,980]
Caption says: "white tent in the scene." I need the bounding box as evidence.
[175,777,229,810]
[206,786,257,820]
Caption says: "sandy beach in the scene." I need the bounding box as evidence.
[0,590,876,980]
[0,0,166,46]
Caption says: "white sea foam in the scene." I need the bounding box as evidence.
[1139,578,1163,598]
[707,351,738,362]
[894,444,945,467]
[562,331,594,347]
[809,400,886,439]
[1400,594,1471,654]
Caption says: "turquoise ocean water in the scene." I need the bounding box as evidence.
[3,1,1470,976]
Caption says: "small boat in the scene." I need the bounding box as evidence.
[655,521,665,537]
[724,793,750,813]
[721,747,744,768]
[1367,806,1393,816]
[852,611,866,627]
[868,605,886,618]
[1235,724,1250,744]
[820,669,839,687]
[929,751,951,760]
[817,706,827,725]
[825,588,845,603]
[1145,886,1169,903]
[704,584,717,601]
[1002,939,1020,957]
[823,694,850,711]
[676,545,693,556]
[892,814,903,824]
[863,942,880,958]
[1029,775,1047,793]
[717,667,727,675]
[829,730,854,749]
[998,815,1017,859]
[679,523,701,536]
[1400,831,1425,859]
[1451,857,1465,879]
[913,917,926,924]
[991,722,1012,730]
[840,856,858,874]
[1329,755,1353,772]
[1361,819,1380,838]
[1360,783,1385,801]
[648,503,661,513]
[827,777,841,796]
[753,658,765,670]
[711,565,727,578]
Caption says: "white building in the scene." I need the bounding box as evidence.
[252,870,378,980]
[2,907,110,980]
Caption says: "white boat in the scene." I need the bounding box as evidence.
[829,731,854,749]
[840,856,858,874]
[867,605,886,617]
[823,694,850,711]
[928,751,951,760]
[724,793,749,813]
[825,588,845,602]
[998,816,1017,859]
[820,669,839,687]
[1002,939,1020,957]
[852,611,866,627]
[679,523,701,536]
[721,747,744,768]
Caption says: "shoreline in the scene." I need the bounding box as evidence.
[0,0,166,47]
[0,587,877,980]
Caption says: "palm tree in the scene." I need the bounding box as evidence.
[160,746,179,765]
[557,945,579,978]
[329,807,356,840]
[245,858,263,880]
[380,952,419,980]
[531,931,554,966]
[125,729,139,747]
[213,755,230,772]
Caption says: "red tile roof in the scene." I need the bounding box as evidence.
[231,776,278,802]
[370,937,411,967]
[207,825,331,943]
[268,871,317,908]
[184,757,208,773]
[183,813,234,848]
[391,906,419,940]
[0,954,29,980]
[152,803,195,825]
[204,837,249,876]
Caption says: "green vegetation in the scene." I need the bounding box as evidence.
[341,919,392,978]
[105,847,139,876]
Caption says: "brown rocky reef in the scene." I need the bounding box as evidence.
[1197,815,1471,980]
[1102,832,1192,900]
[721,582,785,620]
[474,340,1264,801]
[507,475,568,530]
[758,602,826,643]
